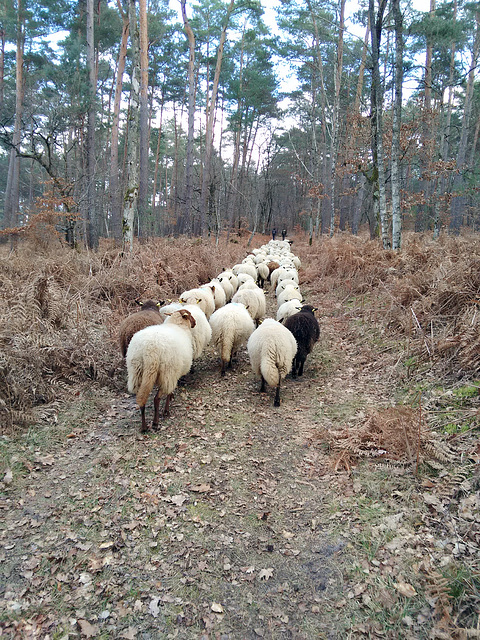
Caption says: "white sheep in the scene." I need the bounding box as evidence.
[232,287,266,325]
[181,304,212,360]
[277,268,299,284]
[277,284,303,307]
[232,263,258,282]
[247,318,297,407]
[209,302,255,376]
[236,273,256,287]
[179,286,215,319]
[292,255,301,270]
[217,270,239,298]
[275,279,300,298]
[159,302,212,360]
[276,299,303,323]
[207,279,227,309]
[270,267,298,291]
[126,308,196,433]
[256,262,270,288]
[238,279,260,291]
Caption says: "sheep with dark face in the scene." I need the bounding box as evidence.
[283,305,320,378]
[247,318,297,407]
[126,308,196,433]
[209,302,255,376]
[118,300,163,358]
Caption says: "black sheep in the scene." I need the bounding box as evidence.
[283,305,320,378]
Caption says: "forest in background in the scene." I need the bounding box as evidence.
[0,0,479,250]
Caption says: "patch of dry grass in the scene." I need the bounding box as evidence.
[0,235,251,432]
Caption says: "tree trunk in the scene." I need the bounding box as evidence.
[85,0,98,248]
[0,23,4,110]
[226,27,245,239]
[391,0,403,250]
[122,0,141,252]
[330,0,345,237]
[450,8,480,232]
[308,1,330,236]
[369,0,389,248]
[354,17,370,112]
[138,0,149,236]
[199,0,235,237]
[110,3,129,243]
[181,0,196,236]
[434,0,456,239]
[3,0,24,231]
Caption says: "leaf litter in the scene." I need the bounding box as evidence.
[1,233,479,639]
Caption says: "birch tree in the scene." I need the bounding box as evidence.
[123,0,141,251]
[369,0,389,248]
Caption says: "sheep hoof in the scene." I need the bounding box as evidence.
[274,398,280,407]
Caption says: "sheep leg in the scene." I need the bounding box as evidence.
[140,405,149,433]
[260,376,266,392]
[162,393,173,418]
[152,391,162,428]
[291,356,298,379]
[274,382,281,407]
[221,360,227,377]
[298,358,305,376]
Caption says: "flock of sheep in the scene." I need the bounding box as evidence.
[119,240,320,433]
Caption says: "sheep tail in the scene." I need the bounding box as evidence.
[260,358,280,388]
[128,358,157,407]
[220,328,235,365]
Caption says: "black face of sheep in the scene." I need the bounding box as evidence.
[283,305,320,378]
[135,299,163,311]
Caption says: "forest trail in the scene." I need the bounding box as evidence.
[1,245,478,640]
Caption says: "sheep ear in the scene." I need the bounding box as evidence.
[196,298,202,304]
[135,299,143,307]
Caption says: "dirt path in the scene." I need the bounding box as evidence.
[1,279,477,639]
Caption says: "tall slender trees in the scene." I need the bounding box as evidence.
[123,0,141,251]
[85,0,97,248]
[180,0,196,235]
[391,0,403,250]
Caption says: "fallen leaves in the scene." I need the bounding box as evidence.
[77,619,99,637]
[189,483,211,493]
[170,494,187,506]
[149,597,160,618]
[394,582,418,598]
[258,568,274,581]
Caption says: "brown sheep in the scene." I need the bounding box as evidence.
[118,300,164,358]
